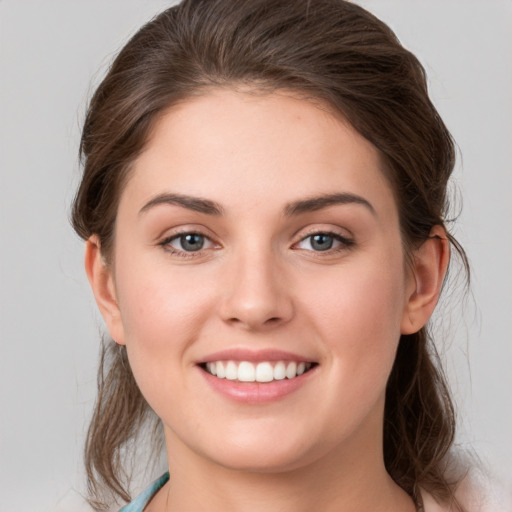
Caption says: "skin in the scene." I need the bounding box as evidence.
[86,89,449,512]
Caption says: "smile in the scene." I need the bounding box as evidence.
[203,360,314,383]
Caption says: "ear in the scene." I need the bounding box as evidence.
[84,235,126,345]
[401,225,450,335]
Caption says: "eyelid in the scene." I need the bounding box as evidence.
[158,227,221,258]
[168,232,215,248]
[291,227,355,253]
[293,224,353,242]
[156,224,354,258]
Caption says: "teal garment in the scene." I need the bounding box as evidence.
[118,473,170,512]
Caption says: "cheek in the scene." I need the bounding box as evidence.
[305,254,406,332]
[112,256,219,398]
[115,255,214,343]
[300,253,407,386]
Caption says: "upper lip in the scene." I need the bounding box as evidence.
[198,348,315,364]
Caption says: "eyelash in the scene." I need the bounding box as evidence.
[158,230,355,258]
[293,230,355,254]
[159,230,216,259]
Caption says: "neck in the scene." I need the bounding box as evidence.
[155,415,415,512]
[163,454,411,512]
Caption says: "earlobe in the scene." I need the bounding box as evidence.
[401,225,450,335]
[84,236,126,345]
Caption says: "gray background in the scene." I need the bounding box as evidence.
[1,1,511,510]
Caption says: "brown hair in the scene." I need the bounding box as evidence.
[72,0,469,509]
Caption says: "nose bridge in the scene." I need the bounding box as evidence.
[219,239,293,329]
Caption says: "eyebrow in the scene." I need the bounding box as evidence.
[284,193,376,216]
[139,193,224,216]
[138,191,375,218]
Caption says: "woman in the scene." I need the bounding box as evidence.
[72,0,471,510]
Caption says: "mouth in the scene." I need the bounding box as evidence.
[199,360,317,383]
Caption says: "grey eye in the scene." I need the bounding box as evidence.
[175,233,205,251]
[309,234,334,251]
[295,232,352,253]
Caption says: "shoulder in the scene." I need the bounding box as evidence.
[118,473,170,512]
[420,491,451,512]
[421,472,511,512]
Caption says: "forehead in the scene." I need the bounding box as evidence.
[121,88,396,220]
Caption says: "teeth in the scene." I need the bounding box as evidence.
[255,362,274,382]
[273,361,286,380]
[285,361,297,379]
[204,360,313,382]
[226,361,238,380]
[238,361,256,382]
[216,361,226,378]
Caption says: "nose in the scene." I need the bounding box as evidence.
[218,250,294,331]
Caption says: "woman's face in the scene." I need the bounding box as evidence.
[104,89,417,473]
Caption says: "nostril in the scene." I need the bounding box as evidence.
[219,285,294,329]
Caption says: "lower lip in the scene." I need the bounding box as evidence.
[198,366,317,404]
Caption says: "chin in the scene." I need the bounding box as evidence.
[195,426,327,474]
[210,446,318,474]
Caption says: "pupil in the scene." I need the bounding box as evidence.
[181,234,204,251]
[311,234,333,251]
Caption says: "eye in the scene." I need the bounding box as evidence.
[295,232,353,252]
[161,232,215,253]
